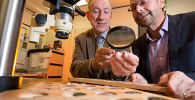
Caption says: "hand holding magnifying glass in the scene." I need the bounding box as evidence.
[91,26,135,73]
[107,26,141,82]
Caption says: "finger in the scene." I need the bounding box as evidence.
[96,60,110,66]
[122,58,136,73]
[123,52,139,66]
[110,55,130,76]
[131,73,140,82]
[131,73,148,84]
[174,80,188,99]
[174,76,195,99]
[158,74,169,86]
[95,53,112,60]
[94,53,111,67]
[96,47,115,55]
[167,72,184,92]
[110,56,127,76]
[160,72,195,99]
[114,52,136,73]
[184,84,195,99]
[184,95,195,100]
[110,58,124,76]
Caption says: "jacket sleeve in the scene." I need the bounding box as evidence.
[186,72,195,81]
[70,36,92,78]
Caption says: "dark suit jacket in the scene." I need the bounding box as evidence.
[132,11,195,83]
[70,28,130,79]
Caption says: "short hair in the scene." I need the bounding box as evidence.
[88,0,112,10]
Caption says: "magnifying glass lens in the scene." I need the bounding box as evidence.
[106,26,135,49]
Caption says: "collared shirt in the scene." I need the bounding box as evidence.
[93,30,108,49]
[146,15,170,83]
[88,29,109,77]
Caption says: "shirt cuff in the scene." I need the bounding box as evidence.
[88,58,100,78]
[112,72,132,81]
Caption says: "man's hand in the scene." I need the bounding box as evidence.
[184,95,195,100]
[158,71,195,99]
[91,47,115,72]
[127,73,148,84]
[109,52,139,77]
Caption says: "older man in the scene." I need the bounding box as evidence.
[70,0,131,79]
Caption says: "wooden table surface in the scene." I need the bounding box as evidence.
[15,73,46,79]
[0,78,180,100]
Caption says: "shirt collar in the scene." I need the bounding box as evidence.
[146,14,169,41]
[93,29,108,39]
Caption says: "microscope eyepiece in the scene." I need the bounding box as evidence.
[35,14,47,26]
[55,31,69,39]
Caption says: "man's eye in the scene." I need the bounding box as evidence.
[104,11,109,13]
[131,5,136,11]
[141,1,146,5]
[94,11,99,13]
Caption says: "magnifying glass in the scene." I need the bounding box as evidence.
[106,26,136,51]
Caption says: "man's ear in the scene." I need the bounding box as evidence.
[159,0,165,9]
[86,11,90,21]
[111,12,112,18]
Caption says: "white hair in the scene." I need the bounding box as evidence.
[88,0,112,10]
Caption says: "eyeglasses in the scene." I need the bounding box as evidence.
[127,0,152,12]
[128,7,132,12]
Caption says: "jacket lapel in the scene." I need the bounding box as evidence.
[103,29,110,48]
[103,40,109,48]
[168,15,181,71]
[141,34,151,82]
[87,29,96,58]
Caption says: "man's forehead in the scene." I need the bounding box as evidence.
[91,2,111,9]
[92,7,110,11]
[88,0,112,11]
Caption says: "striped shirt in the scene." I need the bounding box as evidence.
[146,15,170,84]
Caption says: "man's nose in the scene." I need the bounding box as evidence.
[98,11,105,19]
[136,5,144,13]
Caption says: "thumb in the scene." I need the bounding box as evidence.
[131,73,140,82]
[158,74,169,86]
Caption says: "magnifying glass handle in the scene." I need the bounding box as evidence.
[114,49,127,53]
[120,50,127,54]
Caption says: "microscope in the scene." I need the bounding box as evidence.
[29,0,86,43]
[0,0,86,92]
